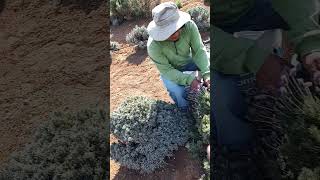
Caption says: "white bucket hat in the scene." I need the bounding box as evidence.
[147,2,191,41]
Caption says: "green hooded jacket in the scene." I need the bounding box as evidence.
[147,20,210,86]
[212,0,320,74]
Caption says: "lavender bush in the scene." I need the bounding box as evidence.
[110,96,192,173]
[0,109,108,180]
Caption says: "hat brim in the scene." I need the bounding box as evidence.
[147,11,191,41]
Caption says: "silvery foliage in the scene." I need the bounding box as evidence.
[275,71,320,179]
[187,6,210,32]
[110,96,192,173]
[110,0,129,18]
[0,109,108,180]
[110,0,156,19]
[175,0,182,9]
[244,61,320,179]
[110,41,120,51]
[298,167,320,180]
[126,25,149,49]
[186,86,210,145]
[186,86,210,179]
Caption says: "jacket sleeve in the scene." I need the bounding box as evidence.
[270,0,320,58]
[211,26,270,74]
[147,40,195,86]
[188,21,211,80]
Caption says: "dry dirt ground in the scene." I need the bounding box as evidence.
[0,0,209,179]
[0,0,108,167]
[110,0,209,179]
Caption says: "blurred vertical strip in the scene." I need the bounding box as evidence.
[0,0,5,14]
[106,0,111,179]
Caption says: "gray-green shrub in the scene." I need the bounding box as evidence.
[187,87,210,144]
[186,86,210,179]
[187,6,210,32]
[110,96,192,173]
[245,64,320,179]
[126,25,149,49]
[298,167,320,180]
[0,109,108,180]
[175,0,182,9]
[110,41,120,51]
[110,0,159,19]
[276,84,320,179]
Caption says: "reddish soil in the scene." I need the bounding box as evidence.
[110,0,209,179]
[0,0,107,167]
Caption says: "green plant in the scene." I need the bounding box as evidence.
[186,86,210,179]
[298,167,320,180]
[110,0,159,20]
[110,41,120,51]
[245,63,320,179]
[0,109,108,179]
[175,0,182,9]
[110,96,192,173]
[187,86,210,144]
[110,0,129,18]
[126,25,149,49]
[279,74,320,178]
[202,160,210,179]
[187,6,210,32]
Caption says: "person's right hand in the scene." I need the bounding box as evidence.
[256,54,284,92]
[191,78,201,91]
[302,52,320,85]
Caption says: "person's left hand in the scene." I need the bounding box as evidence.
[191,78,201,91]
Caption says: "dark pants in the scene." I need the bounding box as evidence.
[213,72,255,150]
[212,0,288,150]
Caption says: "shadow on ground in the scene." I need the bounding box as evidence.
[112,147,203,180]
[125,48,149,65]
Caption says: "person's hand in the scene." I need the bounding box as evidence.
[204,79,210,90]
[191,78,201,91]
[256,54,284,92]
[302,52,320,85]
